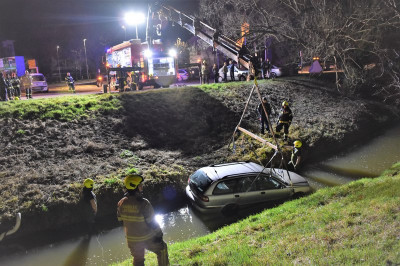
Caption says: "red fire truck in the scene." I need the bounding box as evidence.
[105,39,178,90]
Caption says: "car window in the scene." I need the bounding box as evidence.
[250,175,282,191]
[213,179,238,195]
[189,170,212,193]
[238,176,255,192]
[32,75,45,81]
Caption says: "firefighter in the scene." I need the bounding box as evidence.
[116,64,126,92]
[21,70,33,99]
[5,74,14,100]
[65,72,75,93]
[275,101,293,141]
[212,63,219,83]
[288,140,303,171]
[117,174,169,266]
[11,73,21,100]
[222,62,228,82]
[258,97,272,135]
[201,60,209,84]
[229,60,235,81]
[0,72,8,101]
[82,178,97,226]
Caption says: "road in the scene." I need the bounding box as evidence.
[22,79,201,99]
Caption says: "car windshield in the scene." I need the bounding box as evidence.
[189,169,212,193]
[32,75,45,81]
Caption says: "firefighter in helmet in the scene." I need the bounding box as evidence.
[258,97,272,135]
[275,101,293,141]
[65,72,75,93]
[82,178,97,233]
[288,140,303,171]
[117,174,169,266]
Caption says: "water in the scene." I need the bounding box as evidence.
[1,124,400,265]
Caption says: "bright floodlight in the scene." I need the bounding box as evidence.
[144,49,153,58]
[124,12,146,26]
[168,49,177,58]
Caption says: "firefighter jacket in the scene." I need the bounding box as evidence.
[117,195,161,243]
[65,76,74,85]
[21,74,33,88]
[278,106,293,124]
[291,147,302,164]
[11,77,21,88]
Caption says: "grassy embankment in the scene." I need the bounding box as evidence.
[114,162,400,265]
[0,93,122,121]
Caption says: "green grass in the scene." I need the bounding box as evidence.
[113,162,400,265]
[0,94,122,121]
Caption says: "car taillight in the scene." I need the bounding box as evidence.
[199,195,209,202]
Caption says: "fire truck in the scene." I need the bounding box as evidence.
[105,29,178,90]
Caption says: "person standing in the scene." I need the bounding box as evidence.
[21,70,33,99]
[117,174,169,266]
[201,60,209,84]
[212,63,219,83]
[258,97,272,135]
[65,72,75,93]
[265,58,271,79]
[275,101,293,141]
[82,178,97,233]
[288,140,303,171]
[0,72,8,101]
[229,60,235,81]
[11,73,21,100]
[222,62,228,82]
[5,73,14,100]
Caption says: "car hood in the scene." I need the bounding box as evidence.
[262,168,308,186]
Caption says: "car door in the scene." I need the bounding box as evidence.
[240,174,292,205]
[209,178,240,208]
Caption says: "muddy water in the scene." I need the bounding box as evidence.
[1,125,399,265]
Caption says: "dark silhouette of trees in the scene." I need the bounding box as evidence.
[199,0,400,103]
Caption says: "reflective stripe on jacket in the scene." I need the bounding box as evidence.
[117,196,156,243]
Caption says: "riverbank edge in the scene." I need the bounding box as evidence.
[114,162,400,265]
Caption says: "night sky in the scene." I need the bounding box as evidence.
[0,0,199,76]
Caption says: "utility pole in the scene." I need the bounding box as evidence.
[56,45,61,82]
[83,39,89,79]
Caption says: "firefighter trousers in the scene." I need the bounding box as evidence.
[127,238,169,266]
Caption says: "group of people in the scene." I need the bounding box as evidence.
[82,174,169,266]
[0,70,33,101]
[200,57,273,85]
[257,97,302,170]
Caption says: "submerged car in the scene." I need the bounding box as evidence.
[186,162,311,215]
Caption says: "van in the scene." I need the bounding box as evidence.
[31,73,48,92]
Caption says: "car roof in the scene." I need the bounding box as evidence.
[31,73,44,76]
[202,162,263,182]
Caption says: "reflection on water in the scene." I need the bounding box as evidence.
[1,125,399,265]
[302,124,400,189]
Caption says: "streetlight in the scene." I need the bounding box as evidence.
[124,12,146,40]
[56,45,61,82]
[83,38,89,79]
[121,25,126,40]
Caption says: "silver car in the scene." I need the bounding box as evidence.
[218,66,248,82]
[186,162,311,215]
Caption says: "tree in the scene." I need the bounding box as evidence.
[199,0,400,103]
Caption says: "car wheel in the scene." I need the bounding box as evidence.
[270,72,277,78]
[221,204,239,216]
[239,76,246,81]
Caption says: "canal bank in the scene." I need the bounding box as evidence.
[0,79,399,256]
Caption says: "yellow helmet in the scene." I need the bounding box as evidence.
[294,140,302,148]
[124,175,144,190]
[84,178,94,189]
[282,101,289,107]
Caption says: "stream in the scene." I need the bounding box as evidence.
[1,124,400,266]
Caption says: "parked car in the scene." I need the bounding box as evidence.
[177,69,189,81]
[269,65,283,78]
[186,162,311,215]
[218,66,248,82]
[30,73,48,92]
